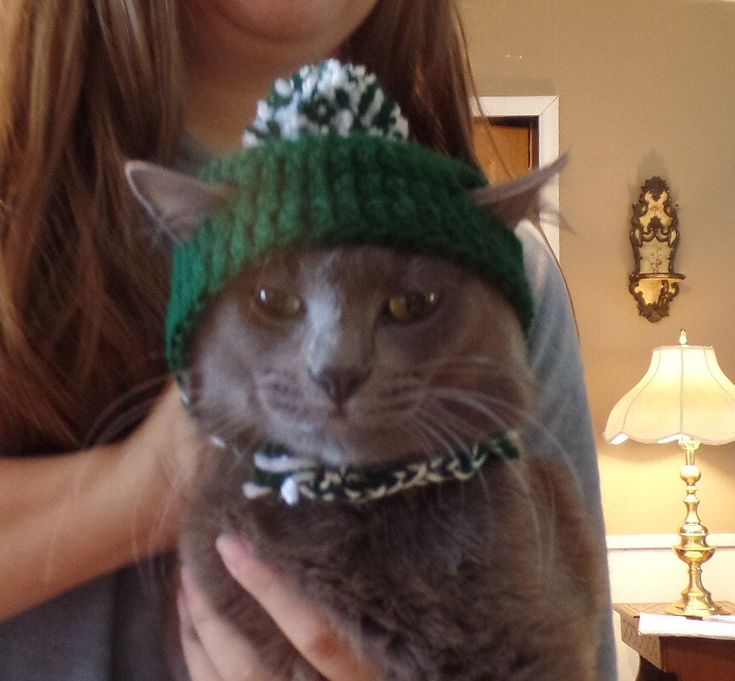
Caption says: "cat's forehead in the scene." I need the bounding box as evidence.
[255,247,464,288]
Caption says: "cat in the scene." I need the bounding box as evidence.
[126,155,607,681]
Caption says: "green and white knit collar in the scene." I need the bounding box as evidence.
[179,375,521,507]
[242,434,521,506]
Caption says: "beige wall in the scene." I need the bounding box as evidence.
[460,0,735,535]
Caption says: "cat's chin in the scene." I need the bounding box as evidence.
[267,424,473,469]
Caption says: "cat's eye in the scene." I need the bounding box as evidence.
[385,291,441,323]
[255,288,304,319]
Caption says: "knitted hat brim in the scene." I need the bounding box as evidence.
[166,133,532,370]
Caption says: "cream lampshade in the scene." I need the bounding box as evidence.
[604,329,735,617]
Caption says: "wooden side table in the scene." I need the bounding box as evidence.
[614,602,735,681]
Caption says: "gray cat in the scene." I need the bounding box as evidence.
[126,153,607,681]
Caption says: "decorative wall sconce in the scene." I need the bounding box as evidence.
[628,177,685,322]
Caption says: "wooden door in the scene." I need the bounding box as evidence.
[472,116,538,183]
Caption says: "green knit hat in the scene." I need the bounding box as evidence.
[166,60,533,371]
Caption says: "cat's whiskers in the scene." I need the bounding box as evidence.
[396,415,487,512]
[397,421,438,460]
[54,406,207,582]
[424,384,577,539]
[143,427,262,566]
[361,393,423,419]
[200,413,259,451]
[82,373,172,447]
[417,401,485,450]
[424,354,497,369]
[414,404,472,455]
[428,386,522,433]
[425,356,532,398]
[182,370,262,449]
[415,403,497,507]
[434,387,563,455]
[256,376,302,397]
[256,372,318,421]
[343,368,425,423]
[409,413,460,461]
[422,354,508,377]
[175,385,260,456]
[419,397,532,508]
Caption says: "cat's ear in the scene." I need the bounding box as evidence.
[471,155,567,230]
[125,160,234,241]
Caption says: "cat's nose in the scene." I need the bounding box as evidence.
[309,366,371,405]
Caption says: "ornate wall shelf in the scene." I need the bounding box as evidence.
[629,177,685,322]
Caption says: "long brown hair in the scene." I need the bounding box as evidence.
[0,1,182,453]
[0,0,477,454]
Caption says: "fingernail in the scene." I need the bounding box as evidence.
[216,534,253,571]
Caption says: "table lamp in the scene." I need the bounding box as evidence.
[604,330,735,618]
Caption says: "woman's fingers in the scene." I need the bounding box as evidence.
[177,587,224,681]
[216,534,378,681]
[178,568,275,681]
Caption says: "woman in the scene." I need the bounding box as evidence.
[0,1,615,679]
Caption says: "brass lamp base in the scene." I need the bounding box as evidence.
[667,438,731,618]
[666,533,728,618]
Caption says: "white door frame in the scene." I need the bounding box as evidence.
[472,96,560,257]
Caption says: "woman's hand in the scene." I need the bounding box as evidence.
[118,379,204,554]
[0,379,203,621]
[178,535,378,681]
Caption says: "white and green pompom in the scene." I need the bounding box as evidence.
[243,59,409,147]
